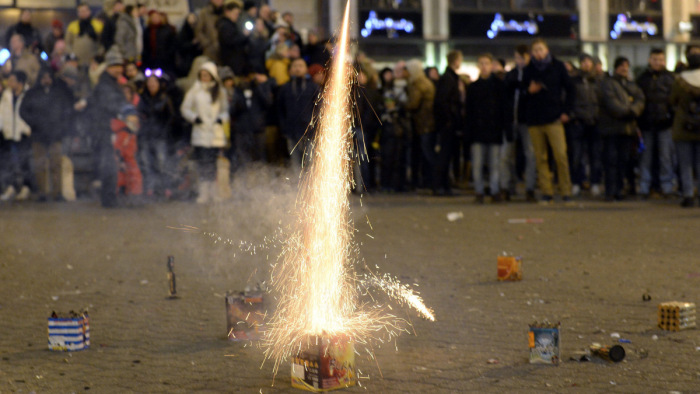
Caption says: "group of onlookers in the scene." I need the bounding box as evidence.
[2,1,700,208]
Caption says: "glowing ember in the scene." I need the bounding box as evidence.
[261,0,435,378]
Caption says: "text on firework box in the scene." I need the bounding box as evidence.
[226,290,266,341]
[291,335,356,392]
[497,255,522,281]
[48,311,90,351]
[528,321,560,364]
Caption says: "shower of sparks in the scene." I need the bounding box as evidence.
[260,0,434,377]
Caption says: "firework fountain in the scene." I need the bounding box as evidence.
[262,0,435,390]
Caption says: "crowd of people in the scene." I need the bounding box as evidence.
[1,0,700,208]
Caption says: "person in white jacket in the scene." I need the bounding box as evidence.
[0,70,32,201]
[180,61,229,203]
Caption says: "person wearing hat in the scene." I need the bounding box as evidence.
[180,61,229,203]
[45,19,65,56]
[89,46,128,207]
[598,56,645,201]
[112,104,143,198]
[567,53,603,197]
[19,67,74,202]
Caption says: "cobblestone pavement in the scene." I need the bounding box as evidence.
[1,184,699,393]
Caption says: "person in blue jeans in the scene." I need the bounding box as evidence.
[669,45,700,207]
[465,53,508,203]
[636,48,676,198]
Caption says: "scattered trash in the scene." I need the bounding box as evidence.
[226,285,266,341]
[486,358,499,364]
[446,212,464,222]
[619,339,631,344]
[569,350,591,362]
[652,335,658,341]
[610,381,616,385]
[48,310,90,351]
[658,301,696,331]
[508,218,544,224]
[642,292,651,301]
[140,279,149,285]
[51,296,59,301]
[166,256,178,299]
[590,343,625,362]
[636,348,649,359]
[695,346,700,351]
[66,264,73,270]
[497,255,522,281]
[610,333,621,339]
[529,321,560,365]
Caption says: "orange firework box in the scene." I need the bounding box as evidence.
[226,289,266,341]
[291,335,356,392]
[497,255,522,281]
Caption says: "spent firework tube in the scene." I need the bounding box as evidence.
[590,343,625,362]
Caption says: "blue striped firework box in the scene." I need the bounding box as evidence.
[48,312,90,351]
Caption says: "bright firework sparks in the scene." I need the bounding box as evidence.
[262,0,435,378]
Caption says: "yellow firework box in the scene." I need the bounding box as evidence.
[658,301,696,331]
[497,255,522,281]
[291,335,356,392]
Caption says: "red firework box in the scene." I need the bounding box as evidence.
[497,255,522,281]
[226,289,265,341]
[291,335,356,392]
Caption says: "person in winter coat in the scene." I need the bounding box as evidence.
[0,71,32,202]
[378,67,408,192]
[5,9,42,53]
[89,47,128,207]
[180,61,229,203]
[44,19,65,57]
[19,68,74,202]
[266,44,290,86]
[65,3,103,68]
[115,5,141,63]
[142,11,176,75]
[100,0,124,54]
[598,57,645,201]
[433,50,466,196]
[669,46,700,207]
[636,48,676,198]
[137,73,175,198]
[277,58,318,168]
[521,38,576,204]
[176,13,202,78]
[248,18,270,74]
[217,1,250,76]
[404,59,435,190]
[112,105,143,197]
[354,68,383,192]
[231,72,274,165]
[569,53,603,197]
[465,53,509,203]
[6,34,40,87]
[195,0,224,63]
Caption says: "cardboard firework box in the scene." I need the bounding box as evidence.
[528,322,560,364]
[291,335,356,392]
[497,255,522,281]
[48,311,90,351]
[226,290,265,341]
[658,301,696,331]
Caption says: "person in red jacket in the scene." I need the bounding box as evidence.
[112,105,143,197]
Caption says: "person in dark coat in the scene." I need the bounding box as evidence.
[89,48,128,207]
[217,1,250,76]
[433,50,466,196]
[99,0,125,53]
[635,48,676,197]
[176,13,202,78]
[231,72,274,166]
[19,68,74,201]
[598,57,645,201]
[355,68,383,192]
[466,53,509,203]
[277,58,319,168]
[142,11,177,75]
[5,9,42,53]
[303,30,330,67]
[248,18,270,74]
[521,38,576,204]
[137,73,175,198]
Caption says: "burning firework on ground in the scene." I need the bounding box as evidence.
[261,0,435,386]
